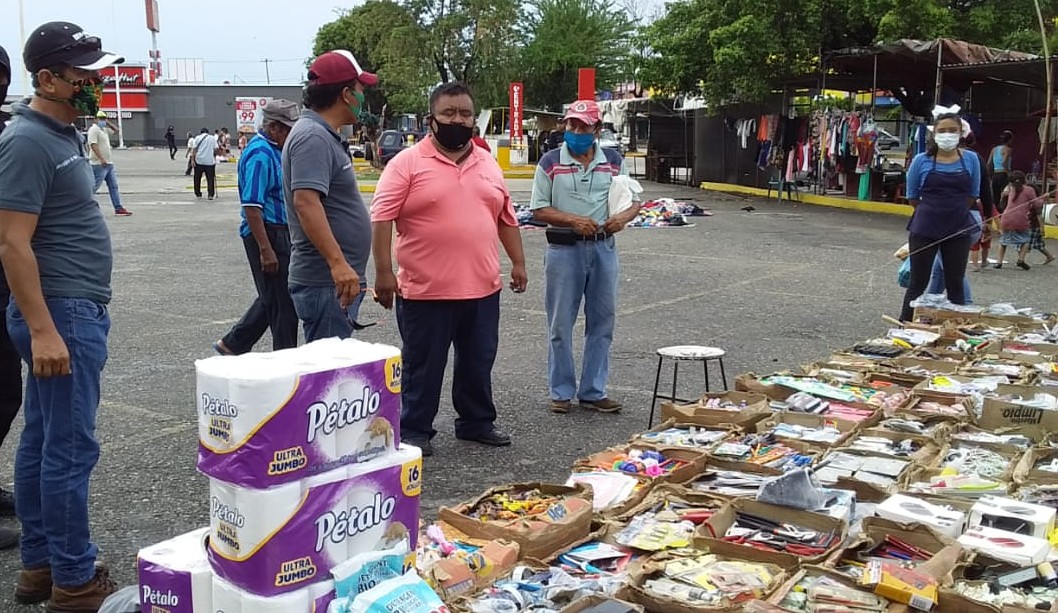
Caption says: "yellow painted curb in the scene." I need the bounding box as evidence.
[699,181,1058,239]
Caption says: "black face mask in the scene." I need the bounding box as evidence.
[431,118,473,151]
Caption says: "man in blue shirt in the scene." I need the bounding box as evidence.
[0,21,123,610]
[214,99,300,355]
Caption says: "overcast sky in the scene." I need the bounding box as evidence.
[2,0,667,95]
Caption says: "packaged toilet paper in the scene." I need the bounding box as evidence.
[197,338,402,488]
[208,445,422,596]
[212,575,335,612]
[136,527,212,613]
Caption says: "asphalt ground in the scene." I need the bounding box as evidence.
[0,148,1056,607]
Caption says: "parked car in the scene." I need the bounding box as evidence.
[875,127,906,169]
[377,129,426,165]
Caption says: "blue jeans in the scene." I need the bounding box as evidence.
[927,254,973,302]
[289,282,366,343]
[544,238,618,401]
[91,164,123,211]
[7,298,109,587]
[396,291,500,441]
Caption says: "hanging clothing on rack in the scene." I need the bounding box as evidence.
[736,118,756,149]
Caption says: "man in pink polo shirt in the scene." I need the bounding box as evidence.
[371,82,527,457]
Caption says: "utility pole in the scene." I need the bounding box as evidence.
[262,59,271,85]
[18,0,28,96]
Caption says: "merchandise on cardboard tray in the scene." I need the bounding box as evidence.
[967,495,1056,541]
[756,412,861,449]
[660,390,771,429]
[437,483,593,562]
[573,446,706,484]
[813,449,911,491]
[772,568,890,613]
[415,523,520,601]
[566,471,650,515]
[620,549,786,613]
[1014,448,1058,485]
[457,564,625,613]
[948,580,1058,612]
[859,558,939,610]
[904,464,1009,498]
[957,525,1052,567]
[631,420,733,453]
[709,433,816,472]
[875,493,967,538]
[846,431,940,463]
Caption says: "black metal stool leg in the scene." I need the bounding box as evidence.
[648,356,664,427]
[671,361,679,410]
[703,359,710,393]
[719,357,728,390]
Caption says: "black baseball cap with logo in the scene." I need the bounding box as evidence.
[23,22,123,73]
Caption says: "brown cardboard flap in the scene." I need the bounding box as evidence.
[437,482,594,561]
[898,392,975,422]
[1013,447,1058,485]
[735,373,799,401]
[630,418,740,453]
[559,595,645,613]
[887,356,962,375]
[849,429,943,465]
[660,390,772,429]
[901,465,1012,499]
[610,484,727,523]
[978,396,1058,436]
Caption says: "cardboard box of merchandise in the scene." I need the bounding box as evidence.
[693,499,847,569]
[860,559,938,610]
[851,428,944,465]
[967,495,1056,540]
[898,389,975,422]
[609,484,727,524]
[618,549,788,613]
[900,465,1012,500]
[814,447,915,498]
[660,390,771,429]
[978,392,1058,436]
[735,373,802,401]
[437,482,593,561]
[573,445,707,487]
[422,538,520,600]
[888,356,962,376]
[822,516,958,571]
[765,567,892,611]
[630,418,739,453]
[1013,447,1058,485]
[756,412,863,451]
[998,339,1058,359]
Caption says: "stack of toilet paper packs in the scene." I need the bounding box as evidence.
[136,338,421,612]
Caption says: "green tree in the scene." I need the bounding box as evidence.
[312,1,435,114]
[402,0,523,100]
[518,0,635,110]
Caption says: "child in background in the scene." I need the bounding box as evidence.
[996,171,1039,270]
[1028,198,1055,265]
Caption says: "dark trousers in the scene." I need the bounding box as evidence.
[900,232,972,321]
[221,228,298,354]
[193,164,216,198]
[185,157,193,176]
[0,291,23,448]
[167,142,178,159]
[991,173,1009,211]
[396,291,500,441]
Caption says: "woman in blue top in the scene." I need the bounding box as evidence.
[899,112,981,321]
[988,130,1013,210]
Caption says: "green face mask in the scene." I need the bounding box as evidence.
[70,83,102,117]
[348,89,366,123]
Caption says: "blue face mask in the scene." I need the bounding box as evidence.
[565,131,595,155]
[97,120,107,128]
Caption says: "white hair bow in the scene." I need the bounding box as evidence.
[932,104,961,119]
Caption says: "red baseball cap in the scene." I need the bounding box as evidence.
[307,50,378,87]
[563,99,601,126]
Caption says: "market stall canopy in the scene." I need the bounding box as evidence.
[942,57,1055,92]
[787,39,1037,116]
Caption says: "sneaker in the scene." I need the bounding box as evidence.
[15,566,52,605]
[579,398,623,413]
[401,438,433,457]
[551,399,572,414]
[0,487,15,516]
[47,566,117,613]
[113,208,132,216]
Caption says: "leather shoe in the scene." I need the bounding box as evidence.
[401,438,433,457]
[15,566,51,605]
[457,428,511,447]
[0,487,16,517]
[0,525,19,550]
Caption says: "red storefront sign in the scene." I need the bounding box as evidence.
[98,65,152,113]
[509,82,523,141]
[145,0,161,32]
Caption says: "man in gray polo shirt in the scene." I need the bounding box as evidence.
[0,21,122,610]
[284,50,377,342]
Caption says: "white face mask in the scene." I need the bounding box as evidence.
[934,133,960,152]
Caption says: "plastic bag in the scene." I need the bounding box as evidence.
[347,572,446,613]
[608,175,643,216]
[897,258,911,289]
[98,586,140,613]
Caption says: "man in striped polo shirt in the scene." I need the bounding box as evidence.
[214,99,300,355]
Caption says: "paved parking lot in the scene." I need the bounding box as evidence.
[0,148,1055,606]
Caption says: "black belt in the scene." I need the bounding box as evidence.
[545,228,611,245]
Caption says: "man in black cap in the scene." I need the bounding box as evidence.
[0,43,23,553]
[0,21,122,611]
